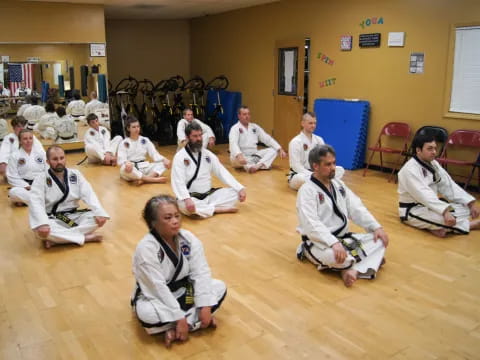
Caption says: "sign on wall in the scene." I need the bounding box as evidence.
[340,35,353,51]
[410,52,425,74]
[90,43,106,57]
[359,33,381,47]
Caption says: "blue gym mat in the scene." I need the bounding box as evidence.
[206,90,242,143]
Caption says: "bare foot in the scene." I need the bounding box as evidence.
[43,240,54,249]
[214,207,238,214]
[111,158,117,166]
[85,233,103,243]
[164,329,176,348]
[470,219,480,230]
[430,228,448,237]
[341,269,358,287]
[247,165,259,174]
[134,179,144,186]
[209,317,217,329]
[152,176,167,184]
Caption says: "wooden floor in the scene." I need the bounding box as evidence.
[1,144,479,360]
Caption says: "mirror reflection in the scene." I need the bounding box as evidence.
[0,43,109,149]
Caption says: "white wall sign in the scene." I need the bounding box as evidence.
[1,55,10,62]
[410,52,425,74]
[90,43,106,57]
[388,32,405,47]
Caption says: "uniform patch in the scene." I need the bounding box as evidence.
[18,158,26,166]
[318,193,325,203]
[141,138,146,145]
[46,177,52,187]
[205,156,211,163]
[422,168,427,177]
[339,186,346,198]
[90,130,95,136]
[252,128,257,134]
[101,129,106,135]
[181,244,191,256]
[303,143,308,151]
[184,158,190,166]
[69,173,78,184]
[9,137,14,143]
[36,157,43,164]
[239,128,243,134]
[124,142,130,148]
[157,248,165,263]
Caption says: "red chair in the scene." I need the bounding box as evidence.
[436,129,480,189]
[363,122,411,182]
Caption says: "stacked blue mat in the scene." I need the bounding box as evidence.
[313,98,370,170]
[206,90,242,143]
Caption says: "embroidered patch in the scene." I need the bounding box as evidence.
[36,157,43,164]
[181,244,191,256]
[157,248,165,263]
[141,138,146,145]
[205,156,211,163]
[101,129,106,135]
[46,177,52,187]
[18,158,26,166]
[69,173,78,184]
[339,186,346,198]
[239,128,243,134]
[124,142,130,148]
[318,193,325,203]
[303,144,308,151]
[9,137,14,143]
[90,130,95,136]
[184,158,190,166]
[252,128,257,134]
[422,168,427,177]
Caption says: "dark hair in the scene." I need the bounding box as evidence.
[238,105,249,115]
[142,195,179,230]
[11,116,27,128]
[30,96,39,105]
[45,100,55,113]
[23,95,32,104]
[185,121,202,137]
[308,144,336,169]
[183,107,193,116]
[413,133,436,152]
[46,145,65,160]
[125,115,140,137]
[73,90,81,100]
[56,106,66,117]
[86,113,98,124]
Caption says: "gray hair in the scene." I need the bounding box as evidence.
[142,195,179,230]
[185,121,202,137]
[308,144,336,169]
[302,112,316,122]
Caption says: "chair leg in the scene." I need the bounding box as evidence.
[388,153,403,183]
[379,151,384,172]
[363,150,377,177]
[465,165,479,190]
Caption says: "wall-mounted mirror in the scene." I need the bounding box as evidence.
[0,43,108,151]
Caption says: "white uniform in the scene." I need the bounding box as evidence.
[0,88,11,96]
[172,146,244,218]
[23,105,46,130]
[7,147,47,205]
[288,131,345,190]
[37,112,58,140]
[296,176,385,278]
[229,121,280,171]
[84,126,122,163]
[15,87,32,97]
[131,228,227,334]
[54,115,77,142]
[17,103,31,116]
[29,168,109,245]
[117,136,167,181]
[0,118,8,141]
[176,118,215,149]
[0,132,44,165]
[66,99,86,120]
[398,157,474,234]
[84,99,103,116]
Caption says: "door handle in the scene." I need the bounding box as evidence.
[292,95,304,101]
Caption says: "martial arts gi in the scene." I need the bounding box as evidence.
[37,112,58,140]
[14,87,31,97]
[7,146,47,205]
[17,103,31,116]
[172,146,244,218]
[0,87,11,96]
[66,99,86,121]
[54,115,77,142]
[84,99,104,116]
[0,132,44,166]
[131,228,227,334]
[29,168,109,245]
[176,118,215,150]
[296,176,385,278]
[229,122,280,171]
[117,136,167,181]
[397,157,475,234]
[84,126,122,163]
[288,131,345,190]
[23,105,46,130]
[0,118,7,142]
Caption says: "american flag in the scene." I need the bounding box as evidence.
[8,63,34,95]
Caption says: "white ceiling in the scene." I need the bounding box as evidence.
[26,0,280,19]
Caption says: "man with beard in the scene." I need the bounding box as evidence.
[29,146,110,249]
[397,134,480,237]
[171,122,246,218]
[296,144,388,287]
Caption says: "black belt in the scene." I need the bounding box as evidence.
[60,135,75,140]
[399,202,419,221]
[302,233,365,262]
[132,160,146,170]
[190,187,219,200]
[23,178,33,185]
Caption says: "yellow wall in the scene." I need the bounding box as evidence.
[191,0,480,169]
[106,19,190,87]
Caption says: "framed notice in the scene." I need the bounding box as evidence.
[90,43,106,57]
[410,52,425,74]
[340,35,353,51]
[359,33,381,48]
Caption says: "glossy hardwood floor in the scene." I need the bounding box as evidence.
[0,144,479,360]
